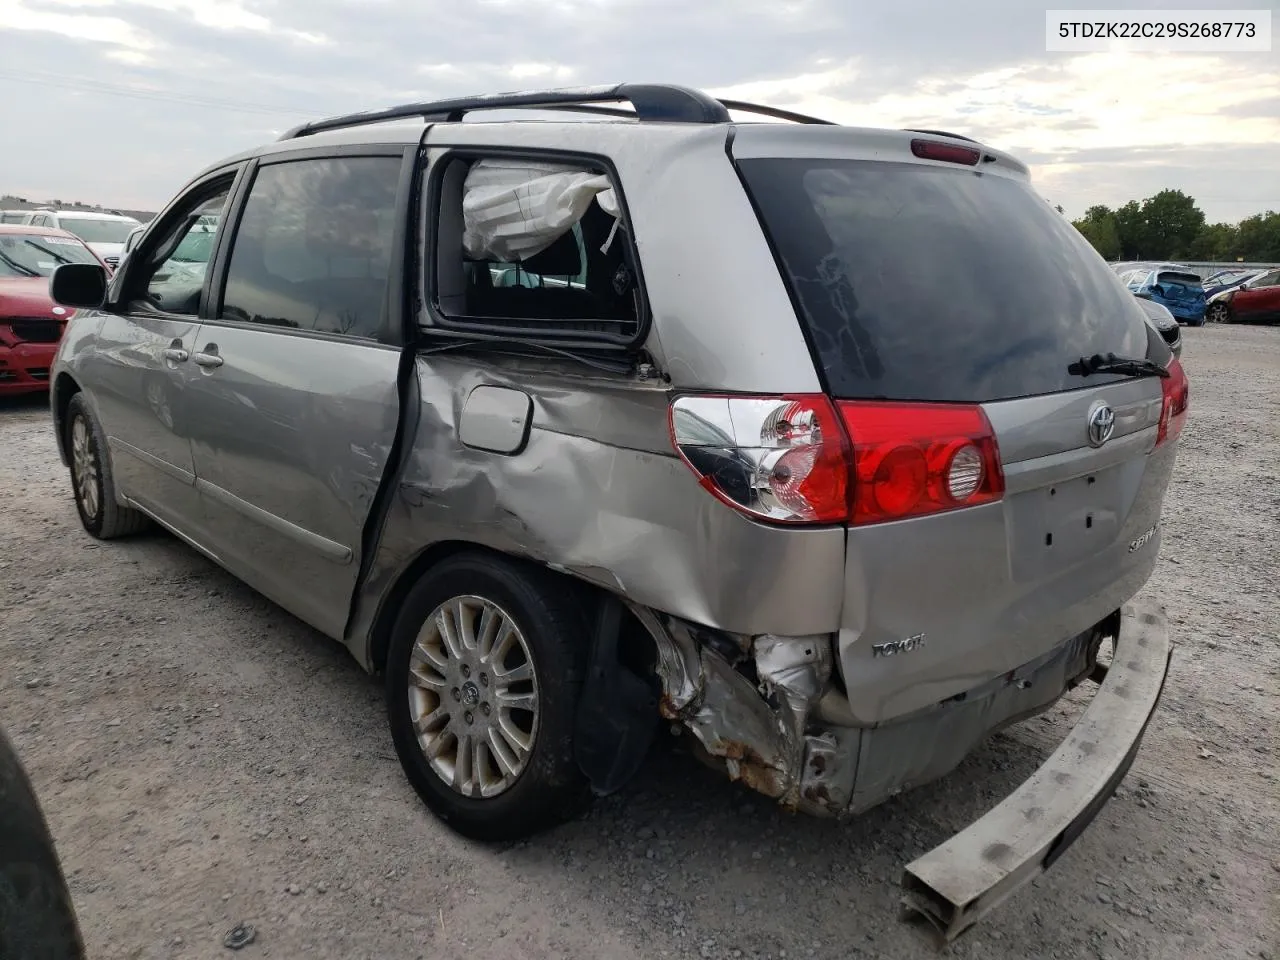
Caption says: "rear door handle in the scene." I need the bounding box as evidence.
[162,347,189,362]
[192,351,224,369]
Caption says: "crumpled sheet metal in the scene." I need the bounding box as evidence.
[634,607,838,808]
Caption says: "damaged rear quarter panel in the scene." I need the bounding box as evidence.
[346,354,847,670]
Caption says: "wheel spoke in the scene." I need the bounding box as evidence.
[408,664,447,692]
[496,688,537,712]
[496,715,532,759]
[423,726,453,760]
[454,732,475,795]
[485,624,517,668]
[436,607,464,661]
[486,728,520,777]
[413,703,448,736]
[476,605,501,660]
[472,737,490,795]
[454,598,478,653]
[412,639,449,673]
[493,661,533,685]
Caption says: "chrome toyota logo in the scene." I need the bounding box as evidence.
[1087,401,1116,447]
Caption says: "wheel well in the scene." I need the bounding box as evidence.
[367,541,658,678]
[51,374,80,464]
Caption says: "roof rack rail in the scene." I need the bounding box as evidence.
[280,83,732,140]
[904,128,979,143]
[718,100,834,124]
[279,83,840,140]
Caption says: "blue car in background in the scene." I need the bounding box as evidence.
[1117,264,1207,325]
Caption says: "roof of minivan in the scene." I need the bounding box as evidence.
[194,114,1020,184]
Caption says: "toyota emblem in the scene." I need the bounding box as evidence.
[1087,401,1116,448]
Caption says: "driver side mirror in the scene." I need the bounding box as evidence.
[50,262,108,310]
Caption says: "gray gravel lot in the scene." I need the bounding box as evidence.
[1,324,1277,960]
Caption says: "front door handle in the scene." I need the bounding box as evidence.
[192,349,224,369]
[163,338,188,363]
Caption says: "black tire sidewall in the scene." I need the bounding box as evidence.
[385,554,588,841]
[65,396,106,537]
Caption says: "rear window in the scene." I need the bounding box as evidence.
[738,158,1152,402]
[1155,272,1203,288]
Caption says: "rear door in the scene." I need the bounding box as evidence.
[731,128,1180,724]
[180,149,411,640]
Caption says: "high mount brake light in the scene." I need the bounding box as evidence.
[1156,357,1189,447]
[670,395,1005,526]
[910,138,982,166]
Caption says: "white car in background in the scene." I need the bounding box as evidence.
[20,210,141,269]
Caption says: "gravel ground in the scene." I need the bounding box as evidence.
[2,324,1277,960]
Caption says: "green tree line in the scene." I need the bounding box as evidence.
[1071,190,1280,263]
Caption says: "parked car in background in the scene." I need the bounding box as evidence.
[0,224,105,395]
[1135,295,1182,357]
[1206,268,1280,325]
[20,210,141,270]
[1,210,30,225]
[1119,264,1207,325]
[1203,268,1265,300]
[45,82,1184,943]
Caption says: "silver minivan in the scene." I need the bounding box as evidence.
[46,84,1185,941]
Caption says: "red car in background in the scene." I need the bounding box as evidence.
[0,224,108,396]
[1210,267,1280,325]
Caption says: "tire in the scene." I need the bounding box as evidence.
[1206,302,1231,324]
[64,394,151,539]
[385,552,591,841]
[0,726,86,960]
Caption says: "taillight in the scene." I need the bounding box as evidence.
[1156,357,1189,447]
[669,395,1004,526]
[910,138,981,166]
[669,395,850,523]
[837,402,1004,525]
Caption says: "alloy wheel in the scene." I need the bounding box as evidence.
[70,415,100,521]
[406,596,539,798]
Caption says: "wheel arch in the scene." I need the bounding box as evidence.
[51,373,81,467]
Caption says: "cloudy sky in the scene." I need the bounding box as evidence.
[2,0,1277,222]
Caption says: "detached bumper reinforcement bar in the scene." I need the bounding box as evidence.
[899,602,1172,946]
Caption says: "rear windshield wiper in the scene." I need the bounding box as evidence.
[1068,352,1169,379]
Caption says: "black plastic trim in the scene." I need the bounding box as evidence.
[281,83,731,140]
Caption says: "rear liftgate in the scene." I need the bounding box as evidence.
[899,602,1172,946]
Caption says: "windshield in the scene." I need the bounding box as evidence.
[171,226,217,263]
[0,233,100,277]
[62,218,137,244]
[737,158,1150,402]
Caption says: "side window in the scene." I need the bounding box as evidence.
[219,156,400,340]
[431,155,644,344]
[1254,271,1280,288]
[132,183,231,316]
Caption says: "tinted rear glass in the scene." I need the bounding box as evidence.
[738,158,1152,402]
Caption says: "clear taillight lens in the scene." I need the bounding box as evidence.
[669,395,850,523]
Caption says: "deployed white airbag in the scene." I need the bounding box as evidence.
[462,159,619,263]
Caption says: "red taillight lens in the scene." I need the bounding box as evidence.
[1156,357,1189,447]
[910,138,981,166]
[670,395,1004,526]
[837,402,1004,525]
